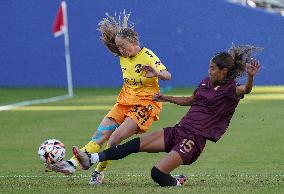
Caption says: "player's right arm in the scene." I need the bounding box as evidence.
[141,65,171,80]
[153,93,195,106]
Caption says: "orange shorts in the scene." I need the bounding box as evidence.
[106,103,161,133]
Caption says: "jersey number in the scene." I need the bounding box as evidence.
[179,139,195,153]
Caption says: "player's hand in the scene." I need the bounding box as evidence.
[246,59,260,77]
[142,65,158,78]
[153,93,167,102]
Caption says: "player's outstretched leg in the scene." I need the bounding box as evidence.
[45,160,76,175]
[73,146,97,170]
[73,137,141,170]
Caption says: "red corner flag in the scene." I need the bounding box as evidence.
[52,1,67,37]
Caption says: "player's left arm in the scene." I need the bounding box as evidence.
[236,59,260,97]
[154,93,195,106]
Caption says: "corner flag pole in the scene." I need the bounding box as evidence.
[61,1,73,97]
[53,1,73,97]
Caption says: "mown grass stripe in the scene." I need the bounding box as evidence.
[8,105,113,111]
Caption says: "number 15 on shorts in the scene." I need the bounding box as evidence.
[179,139,195,153]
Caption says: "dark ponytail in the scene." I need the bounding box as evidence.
[212,45,263,80]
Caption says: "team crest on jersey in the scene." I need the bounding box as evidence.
[135,64,142,73]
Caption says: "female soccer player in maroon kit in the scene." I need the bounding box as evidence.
[73,45,262,187]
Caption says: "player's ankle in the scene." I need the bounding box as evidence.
[90,153,99,164]
[68,159,79,167]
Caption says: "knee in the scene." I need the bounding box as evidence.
[92,131,108,144]
[108,133,122,147]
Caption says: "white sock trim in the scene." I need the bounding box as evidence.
[90,153,99,164]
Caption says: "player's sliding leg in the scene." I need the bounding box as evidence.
[72,137,141,169]
[151,151,186,186]
[73,130,164,170]
[46,117,118,175]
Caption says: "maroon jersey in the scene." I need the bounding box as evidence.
[178,77,243,142]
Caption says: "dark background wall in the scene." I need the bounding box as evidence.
[0,0,283,87]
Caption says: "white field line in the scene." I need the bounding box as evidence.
[0,174,145,178]
[0,95,72,112]
[0,174,283,178]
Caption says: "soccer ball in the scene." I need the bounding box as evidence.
[38,139,66,164]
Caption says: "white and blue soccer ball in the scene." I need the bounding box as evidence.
[38,139,66,164]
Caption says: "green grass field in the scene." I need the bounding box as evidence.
[0,87,283,194]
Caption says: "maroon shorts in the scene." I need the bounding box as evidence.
[163,125,206,165]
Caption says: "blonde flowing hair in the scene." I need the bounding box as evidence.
[98,10,139,56]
